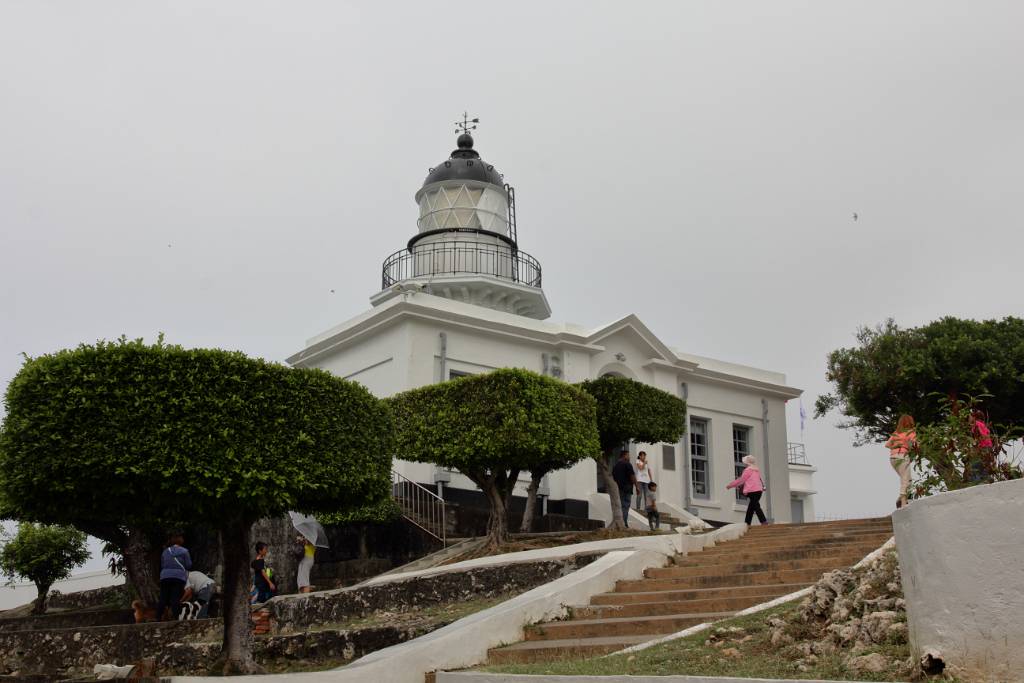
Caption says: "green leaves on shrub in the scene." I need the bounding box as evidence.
[0,335,393,532]
[388,368,601,475]
[580,376,687,450]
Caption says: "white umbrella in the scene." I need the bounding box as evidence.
[288,511,330,548]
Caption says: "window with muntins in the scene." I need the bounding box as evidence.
[733,425,751,501]
[690,418,710,498]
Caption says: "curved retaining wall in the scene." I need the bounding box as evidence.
[893,478,1024,682]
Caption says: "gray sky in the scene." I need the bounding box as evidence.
[2,1,1022,565]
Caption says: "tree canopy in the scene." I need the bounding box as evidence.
[388,368,600,547]
[815,317,1024,444]
[0,336,392,673]
[0,523,89,614]
[580,376,687,528]
[580,376,688,450]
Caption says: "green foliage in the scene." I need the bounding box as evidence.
[318,497,401,526]
[0,336,393,528]
[816,317,1024,444]
[0,523,90,592]
[579,376,687,450]
[387,368,601,476]
[909,395,1023,497]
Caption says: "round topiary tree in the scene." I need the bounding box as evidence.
[0,523,90,614]
[387,368,600,549]
[0,337,392,673]
[580,376,687,529]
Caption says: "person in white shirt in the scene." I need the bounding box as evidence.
[181,570,216,619]
[634,451,654,511]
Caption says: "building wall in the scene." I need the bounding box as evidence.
[300,311,798,526]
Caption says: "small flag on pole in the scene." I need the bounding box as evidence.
[799,399,807,439]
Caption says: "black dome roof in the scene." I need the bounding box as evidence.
[422,134,504,188]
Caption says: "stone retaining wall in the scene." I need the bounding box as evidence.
[0,619,220,678]
[266,551,603,634]
[0,607,133,633]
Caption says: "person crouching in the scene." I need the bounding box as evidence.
[646,481,660,531]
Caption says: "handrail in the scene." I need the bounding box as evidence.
[381,240,542,290]
[787,442,811,466]
[392,470,446,547]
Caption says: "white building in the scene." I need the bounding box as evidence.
[288,129,815,527]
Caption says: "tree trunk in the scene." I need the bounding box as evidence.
[215,517,261,675]
[31,582,50,615]
[596,456,626,530]
[481,481,509,550]
[123,526,160,606]
[357,525,369,560]
[519,470,545,533]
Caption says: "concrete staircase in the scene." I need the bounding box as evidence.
[486,517,892,664]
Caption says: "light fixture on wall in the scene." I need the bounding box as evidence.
[614,352,626,362]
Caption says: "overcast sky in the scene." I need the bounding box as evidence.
[2,2,1022,568]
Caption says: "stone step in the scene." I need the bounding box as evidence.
[674,543,884,565]
[741,528,892,540]
[617,566,843,592]
[646,553,869,579]
[697,533,893,554]
[743,517,891,533]
[572,592,791,619]
[591,582,810,606]
[486,634,653,664]
[524,611,733,641]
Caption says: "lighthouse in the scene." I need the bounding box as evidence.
[371,117,551,320]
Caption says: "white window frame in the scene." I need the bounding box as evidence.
[689,417,711,499]
[732,424,752,501]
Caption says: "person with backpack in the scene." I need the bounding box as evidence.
[727,455,768,525]
[155,531,192,621]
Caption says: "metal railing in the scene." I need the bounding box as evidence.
[381,240,542,290]
[392,470,446,547]
[787,442,811,466]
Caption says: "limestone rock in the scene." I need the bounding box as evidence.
[846,652,890,673]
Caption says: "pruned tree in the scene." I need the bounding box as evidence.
[388,368,600,549]
[816,317,1024,444]
[0,523,89,614]
[580,376,687,529]
[0,337,392,674]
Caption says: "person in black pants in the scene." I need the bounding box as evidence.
[611,449,638,527]
[155,531,192,621]
[744,490,767,525]
[727,455,769,525]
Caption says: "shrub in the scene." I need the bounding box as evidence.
[388,368,600,548]
[0,336,391,673]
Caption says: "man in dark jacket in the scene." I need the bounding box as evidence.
[611,449,638,527]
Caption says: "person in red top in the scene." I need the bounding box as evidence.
[967,409,995,482]
[885,414,916,509]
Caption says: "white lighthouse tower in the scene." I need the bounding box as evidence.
[370,116,551,320]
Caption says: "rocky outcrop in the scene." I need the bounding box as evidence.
[767,546,912,677]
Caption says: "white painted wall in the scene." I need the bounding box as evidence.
[893,479,1024,682]
[290,294,805,526]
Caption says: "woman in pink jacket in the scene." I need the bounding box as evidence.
[727,455,768,525]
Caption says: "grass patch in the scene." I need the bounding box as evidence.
[481,599,951,682]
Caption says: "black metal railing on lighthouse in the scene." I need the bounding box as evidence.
[381,240,543,290]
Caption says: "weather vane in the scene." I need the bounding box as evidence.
[455,111,479,135]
